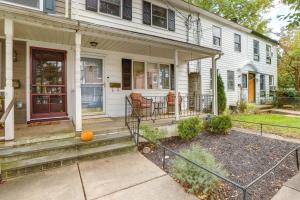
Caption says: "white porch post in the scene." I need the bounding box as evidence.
[212,56,218,115]
[175,49,180,121]
[4,18,14,141]
[75,31,82,132]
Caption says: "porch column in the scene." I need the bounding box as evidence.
[74,31,82,132]
[212,56,218,115]
[4,18,14,140]
[175,49,180,121]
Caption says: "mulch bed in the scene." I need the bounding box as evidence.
[139,130,299,200]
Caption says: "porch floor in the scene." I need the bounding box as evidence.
[0,120,75,147]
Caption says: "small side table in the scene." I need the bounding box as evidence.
[152,102,164,117]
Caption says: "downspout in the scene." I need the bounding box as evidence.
[212,53,223,115]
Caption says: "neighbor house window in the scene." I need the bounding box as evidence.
[242,74,247,88]
[2,0,41,9]
[152,5,167,29]
[227,70,235,91]
[269,75,275,96]
[269,75,274,86]
[260,74,265,97]
[133,61,145,89]
[147,63,159,89]
[234,34,241,52]
[253,40,260,61]
[213,26,221,47]
[159,64,170,89]
[266,45,272,64]
[100,0,121,16]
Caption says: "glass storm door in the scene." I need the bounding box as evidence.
[81,58,104,114]
[31,48,67,120]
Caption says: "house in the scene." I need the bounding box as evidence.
[0,0,277,142]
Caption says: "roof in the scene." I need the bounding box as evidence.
[172,0,278,45]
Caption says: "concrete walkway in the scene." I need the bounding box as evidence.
[272,173,300,200]
[0,152,197,200]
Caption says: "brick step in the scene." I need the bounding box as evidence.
[0,131,132,163]
[0,141,136,180]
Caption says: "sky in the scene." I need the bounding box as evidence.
[265,0,291,39]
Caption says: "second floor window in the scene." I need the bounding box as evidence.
[213,26,221,47]
[227,70,235,91]
[253,40,260,61]
[234,34,241,52]
[100,0,121,16]
[2,0,40,9]
[152,5,167,29]
[266,45,272,64]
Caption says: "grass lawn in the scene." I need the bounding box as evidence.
[231,114,300,139]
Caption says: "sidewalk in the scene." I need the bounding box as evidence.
[0,152,197,200]
[272,173,300,200]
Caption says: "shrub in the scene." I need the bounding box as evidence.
[140,125,165,143]
[237,99,247,113]
[217,74,227,115]
[171,145,227,195]
[206,115,232,134]
[177,117,203,140]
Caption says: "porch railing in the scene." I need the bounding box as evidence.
[130,94,213,122]
[125,96,141,144]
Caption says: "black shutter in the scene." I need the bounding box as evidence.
[143,1,151,25]
[170,64,175,90]
[122,59,132,90]
[86,0,98,12]
[168,9,175,31]
[44,0,56,14]
[123,0,132,20]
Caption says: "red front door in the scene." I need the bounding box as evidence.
[30,47,67,120]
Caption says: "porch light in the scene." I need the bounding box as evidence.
[13,50,17,62]
[90,41,98,47]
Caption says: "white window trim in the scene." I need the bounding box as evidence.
[151,3,168,30]
[98,0,123,19]
[234,33,241,52]
[227,70,235,91]
[0,0,43,11]
[253,40,260,61]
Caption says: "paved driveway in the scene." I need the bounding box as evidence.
[0,152,197,200]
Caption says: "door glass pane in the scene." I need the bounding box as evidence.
[81,58,104,113]
[133,61,145,89]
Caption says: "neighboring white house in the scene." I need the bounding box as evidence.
[0,0,277,141]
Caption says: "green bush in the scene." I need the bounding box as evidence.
[206,115,232,134]
[237,99,247,113]
[171,145,227,195]
[177,117,203,140]
[217,74,227,115]
[140,125,165,143]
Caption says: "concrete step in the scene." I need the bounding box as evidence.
[0,141,136,179]
[0,131,132,163]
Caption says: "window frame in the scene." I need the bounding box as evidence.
[212,26,222,47]
[266,45,272,64]
[0,0,43,11]
[146,62,171,90]
[99,0,122,18]
[132,60,146,89]
[242,74,247,88]
[227,70,235,91]
[253,40,260,61]
[260,74,266,97]
[151,4,168,29]
[234,33,241,52]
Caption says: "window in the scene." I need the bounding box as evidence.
[160,64,170,89]
[269,75,274,86]
[260,74,265,97]
[2,0,41,9]
[213,26,221,47]
[147,63,159,89]
[227,70,235,91]
[152,5,167,29]
[133,61,145,89]
[234,34,241,52]
[253,40,260,61]
[242,74,247,88]
[269,75,275,96]
[100,0,121,16]
[266,45,272,64]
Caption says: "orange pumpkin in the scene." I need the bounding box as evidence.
[81,130,94,141]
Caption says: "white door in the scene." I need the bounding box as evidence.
[80,57,105,114]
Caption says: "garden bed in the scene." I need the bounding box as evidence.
[139,130,299,200]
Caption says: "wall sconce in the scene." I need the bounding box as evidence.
[13,50,18,62]
[90,41,98,47]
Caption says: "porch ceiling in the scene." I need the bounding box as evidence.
[80,22,221,61]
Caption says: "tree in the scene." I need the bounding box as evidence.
[217,74,226,114]
[190,0,273,33]
[278,29,300,91]
[281,0,300,28]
